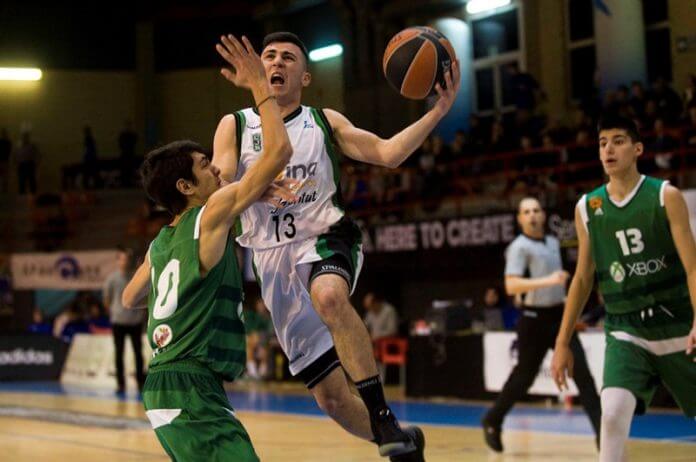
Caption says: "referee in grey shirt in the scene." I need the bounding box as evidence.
[104,246,146,394]
[481,198,601,452]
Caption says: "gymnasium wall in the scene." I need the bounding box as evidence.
[0,71,136,193]
[0,57,344,193]
[669,0,696,91]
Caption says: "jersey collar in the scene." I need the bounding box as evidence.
[252,105,303,124]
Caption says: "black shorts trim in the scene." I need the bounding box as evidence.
[297,347,341,389]
[309,254,353,288]
[309,217,362,290]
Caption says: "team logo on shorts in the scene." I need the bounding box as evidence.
[609,261,626,283]
[153,324,173,348]
[252,133,262,152]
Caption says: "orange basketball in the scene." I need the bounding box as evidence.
[383,26,456,100]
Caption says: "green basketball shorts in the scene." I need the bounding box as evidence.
[142,359,259,462]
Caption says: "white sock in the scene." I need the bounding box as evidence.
[600,387,636,462]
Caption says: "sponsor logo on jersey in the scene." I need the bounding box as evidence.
[627,255,668,277]
[246,123,261,129]
[609,255,668,282]
[252,133,262,152]
[609,261,626,283]
[589,196,603,216]
[303,120,314,129]
[285,162,317,180]
[153,324,173,348]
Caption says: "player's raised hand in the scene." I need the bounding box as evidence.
[551,344,574,391]
[432,59,461,117]
[216,35,267,91]
[259,177,300,209]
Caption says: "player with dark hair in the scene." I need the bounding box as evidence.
[122,35,294,461]
[552,115,696,461]
[213,30,460,460]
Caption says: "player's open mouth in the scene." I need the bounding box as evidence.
[270,73,285,86]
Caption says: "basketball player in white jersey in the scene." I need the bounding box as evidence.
[213,32,460,460]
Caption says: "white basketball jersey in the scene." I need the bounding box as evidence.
[233,105,344,250]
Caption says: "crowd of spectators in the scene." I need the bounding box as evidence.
[343,74,696,217]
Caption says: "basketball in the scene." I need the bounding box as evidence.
[383,26,456,100]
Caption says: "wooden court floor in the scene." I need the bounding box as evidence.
[0,392,694,461]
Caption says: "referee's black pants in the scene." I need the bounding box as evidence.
[112,323,145,391]
[484,306,601,436]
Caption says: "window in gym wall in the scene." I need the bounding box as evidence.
[643,0,671,83]
[568,0,594,42]
[469,2,524,115]
[565,0,596,102]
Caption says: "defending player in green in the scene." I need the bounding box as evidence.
[551,115,696,462]
[121,34,294,461]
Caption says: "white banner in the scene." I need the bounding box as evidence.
[10,250,120,289]
[484,332,605,396]
[61,333,152,389]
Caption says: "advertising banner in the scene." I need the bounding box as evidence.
[11,250,119,290]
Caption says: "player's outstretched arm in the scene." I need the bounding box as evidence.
[198,35,293,274]
[204,35,292,227]
[663,185,696,356]
[324,60,460,168]
[551,204,596,389]
[122,253,151,309]
[504,271,569,295]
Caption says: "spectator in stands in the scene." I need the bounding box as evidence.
[53,300,90,343]
[362,292,399,341]
[88,300,111,332]
[650,118,679,171]
[466,115,488,153]
[104,246,145,394]
[15,131,39,195]
[489,120,514,153]
[505,62,540,111]
[342,164,368,209]
[368,164,387,206]
[0,128,11,193]
[245,297,275,379]
[683,106,696,146]
[118,120,138,187]
[480,287,504,330]
[449,129,467,159]
[542,117,572,145]
[419,136,446,206]
[683,74,696,109]
[82,126,100,189]
[652,77,682,124]
[629,81,646,119]
[28,307,52,335]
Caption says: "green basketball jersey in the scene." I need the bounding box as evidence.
[147,206,246,381]
[582,176,690,316]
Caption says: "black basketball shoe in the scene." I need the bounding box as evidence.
[481,418,503,453]
[372,407,417,457]
[389,426,425,462]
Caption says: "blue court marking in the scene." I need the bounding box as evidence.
[1,381,693,442]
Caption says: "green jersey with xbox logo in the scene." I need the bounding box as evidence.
[580,175,690,317]
[146,206,247,381]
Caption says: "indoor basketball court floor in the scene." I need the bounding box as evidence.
[0,381,693,461]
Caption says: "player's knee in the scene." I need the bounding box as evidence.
[312,286,347,320]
